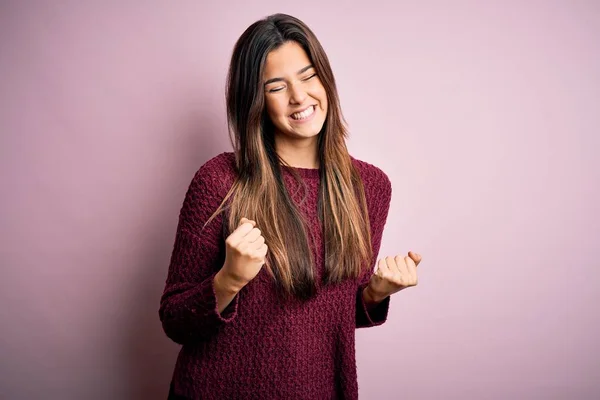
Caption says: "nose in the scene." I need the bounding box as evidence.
[288,81,307,104]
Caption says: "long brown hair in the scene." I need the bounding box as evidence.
[206,13,372,300]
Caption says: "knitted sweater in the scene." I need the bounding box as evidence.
[159,152,392,400]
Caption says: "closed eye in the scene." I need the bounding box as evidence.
[267,74,318,93]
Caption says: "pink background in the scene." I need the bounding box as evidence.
[1,1,598,399]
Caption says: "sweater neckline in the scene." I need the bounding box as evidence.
[280,164,320,180]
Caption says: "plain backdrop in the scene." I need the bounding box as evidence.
[1,1,598,399]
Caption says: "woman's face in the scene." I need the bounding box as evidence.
[262,41,328,141]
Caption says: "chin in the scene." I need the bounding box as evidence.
[292,128,322,139]
[276,126,322,140]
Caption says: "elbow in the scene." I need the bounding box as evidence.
[161,323,187,346]
[158,300,201,345]
[158,302,214,345]
[159,304,189,345]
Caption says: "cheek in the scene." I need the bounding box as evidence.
[265,98,287,120]
[321,95,328,111]
[315,86,328,111]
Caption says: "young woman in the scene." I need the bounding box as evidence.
[160,13,422,400]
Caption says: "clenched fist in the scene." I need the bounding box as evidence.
[366,251,422,302]
[219,217,268,291]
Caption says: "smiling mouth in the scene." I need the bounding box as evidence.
[290,105,316,120]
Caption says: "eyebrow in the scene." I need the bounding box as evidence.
[263,65,315,86]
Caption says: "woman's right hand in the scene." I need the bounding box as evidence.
[219,217,268,292]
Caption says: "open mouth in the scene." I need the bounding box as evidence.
[290,105,316,121]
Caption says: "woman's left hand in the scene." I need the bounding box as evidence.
[366,251,422,301]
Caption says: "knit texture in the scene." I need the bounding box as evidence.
[159,152,392,399]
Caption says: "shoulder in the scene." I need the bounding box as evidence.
[349,155,392,194]
[349,155,393,223]
[191,151,237,192]
[177,152,237,232]
[181,152,238,215]
[195,151,237,178]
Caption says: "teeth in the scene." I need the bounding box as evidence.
[291,106,315,120]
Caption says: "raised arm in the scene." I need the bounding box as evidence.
[158,166,238,345]
[356,167,393,329]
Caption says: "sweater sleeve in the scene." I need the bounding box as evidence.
[356,167,392,329]
[159,162,238,345]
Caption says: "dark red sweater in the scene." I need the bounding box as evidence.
[159,152,392,399]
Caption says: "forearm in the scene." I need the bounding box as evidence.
[356,282,391,328]
[159,272,240,344]
[362,284,386,309]
[213,270,243,314]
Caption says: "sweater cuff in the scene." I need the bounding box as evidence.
[207,271,239,322]
[187,271,239,326]
[356,283,390,328]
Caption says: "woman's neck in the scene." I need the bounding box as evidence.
[274,135,319,169]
